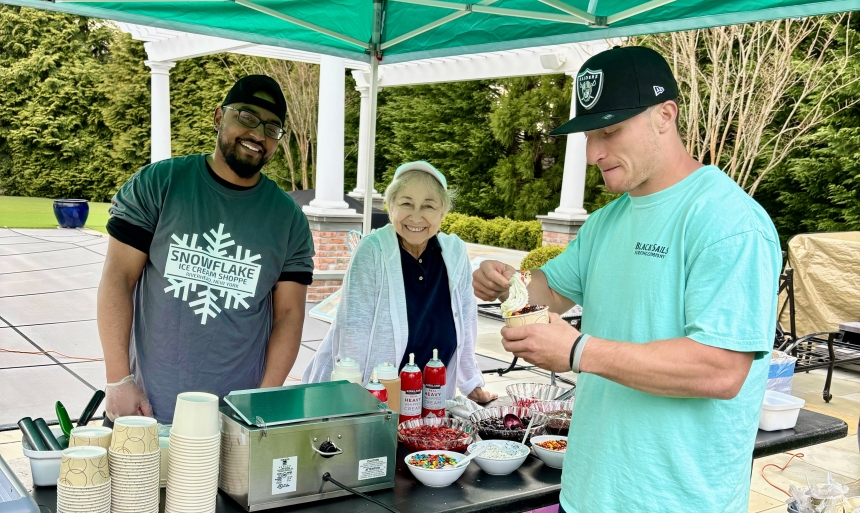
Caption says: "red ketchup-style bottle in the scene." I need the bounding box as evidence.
[365,369,389,406]
[399,353,423,423]
[422,349,446,418]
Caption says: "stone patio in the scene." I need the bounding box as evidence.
[1,228,858,511]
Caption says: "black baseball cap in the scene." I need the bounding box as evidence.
[222,75,287,124]
[551,46,678,135]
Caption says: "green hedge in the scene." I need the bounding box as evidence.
[521,245,565,270]
[441,213,542,251]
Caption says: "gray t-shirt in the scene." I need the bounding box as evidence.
[109,154,315,423]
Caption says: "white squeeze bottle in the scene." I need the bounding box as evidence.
[330,356,362,384]
[375,362,401,413]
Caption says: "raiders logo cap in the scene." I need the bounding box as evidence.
[550,46,678,135]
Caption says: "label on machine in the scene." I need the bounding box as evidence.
[272,456,298,495]
[358,457,388,481]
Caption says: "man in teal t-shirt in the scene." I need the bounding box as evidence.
[473,47,781,512]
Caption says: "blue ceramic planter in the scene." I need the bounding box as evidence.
[52,199,89,229]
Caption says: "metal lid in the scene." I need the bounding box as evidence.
[224,381,385,428]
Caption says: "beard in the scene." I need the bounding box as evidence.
[217,132,269,179]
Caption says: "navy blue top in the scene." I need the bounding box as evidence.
[398,235,457,372]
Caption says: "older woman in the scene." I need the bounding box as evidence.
[303,161,496,403]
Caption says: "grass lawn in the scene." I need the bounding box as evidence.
[0,196,110,233]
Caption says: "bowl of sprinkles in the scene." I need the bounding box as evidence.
[466,440,530,475]
[404,450,470,487]
[530,435,567,469]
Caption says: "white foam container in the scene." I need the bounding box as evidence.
[21,427,64,486]
[759,390,805,431]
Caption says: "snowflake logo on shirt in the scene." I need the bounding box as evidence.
[162,223,262,325]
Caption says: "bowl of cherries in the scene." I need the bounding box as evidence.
[398,418,476,453]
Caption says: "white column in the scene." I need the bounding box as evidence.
[348,84,384,207]
[547,75,589,220]
[305,55,354,214]
[144,60,176,163]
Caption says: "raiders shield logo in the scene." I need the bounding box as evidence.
[577,68,604,110]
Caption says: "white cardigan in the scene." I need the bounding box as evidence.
[303,224,484,398]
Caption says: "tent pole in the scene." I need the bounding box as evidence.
[362,56,379,235]
[363,0,383,235]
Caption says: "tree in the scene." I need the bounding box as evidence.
[226,57,319,190]
[637,14,860,196]
[488,74,570,220]
[0,7,116,200]
[756,17,860,245]
[375,80,503,217]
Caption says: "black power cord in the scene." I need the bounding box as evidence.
[321,472,400,513]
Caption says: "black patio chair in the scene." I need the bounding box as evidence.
[775,262,853,403]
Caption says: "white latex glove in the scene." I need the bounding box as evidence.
[105,375,153,421]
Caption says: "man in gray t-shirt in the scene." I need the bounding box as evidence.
[99,75,314,424]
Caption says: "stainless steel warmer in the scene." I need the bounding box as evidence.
[219,381,398,511]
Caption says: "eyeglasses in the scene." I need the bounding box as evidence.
[221,106,285,140]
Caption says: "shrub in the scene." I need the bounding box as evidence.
[440,212,468,234]
[478,217,510,246]
[499,221,542,251]
[449,216,487,243]
[521,244,565,270]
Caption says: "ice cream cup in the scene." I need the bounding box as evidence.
[171,392,220,438]
[69,426,113,449]
[58,447,110,487]
[504,306,550,328]
[111,416,159,455]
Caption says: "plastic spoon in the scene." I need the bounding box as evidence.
[521,415,537,446]
[55,401,73,437]
[455,444,488,468]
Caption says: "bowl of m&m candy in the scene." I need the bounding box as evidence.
[530,435,567,469]
[404,451,470,487]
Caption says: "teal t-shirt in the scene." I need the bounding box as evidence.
[541,166,781,513]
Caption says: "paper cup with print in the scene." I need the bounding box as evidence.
[111,416,159,454]
[58,446,110,487]
[69,426,113,449]
[504,307,550,328]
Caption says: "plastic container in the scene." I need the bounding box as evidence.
[331,357,363,384]
[376,362,401,413]
[397,417,476,454]
[21,426,65,486]
[759,390,805,431]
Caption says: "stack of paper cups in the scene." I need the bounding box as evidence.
[165,392,221,513]
[57,446,111,513]
[219,431,249,495]
[108,416,160,513]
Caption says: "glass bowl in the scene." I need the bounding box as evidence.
[397,417,476,454]
[505,383,573,409]
[529,400,574,437]
[469,406,547,446]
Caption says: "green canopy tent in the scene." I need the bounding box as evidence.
[3,0,857,231]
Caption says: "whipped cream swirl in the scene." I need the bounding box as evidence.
[501,271,531,316]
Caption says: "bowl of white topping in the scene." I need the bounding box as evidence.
[465,440,529,475]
